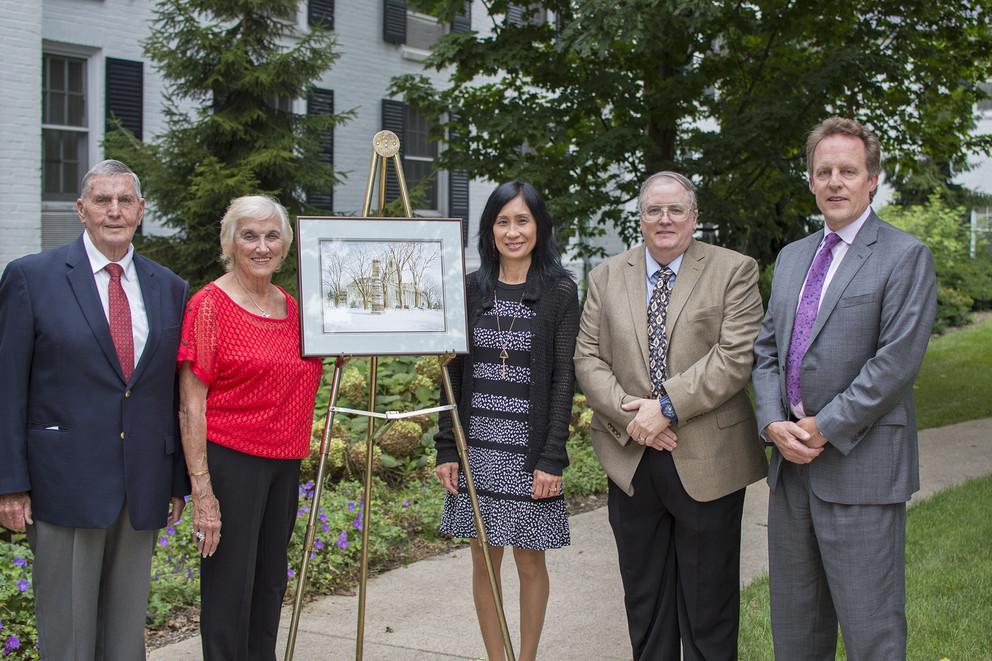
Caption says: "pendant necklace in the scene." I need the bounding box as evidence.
[235,273,271,318]
[494,288,526,379]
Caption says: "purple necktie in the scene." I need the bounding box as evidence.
[786,232,842,407]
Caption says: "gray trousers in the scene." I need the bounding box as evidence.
[768,461,907,661]
[27,503,156,661]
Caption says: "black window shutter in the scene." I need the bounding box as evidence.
[308,0,334,30]
[451,2,471,33]
[381,99,407,206]
[105,58,143,139]
[307,88,335,212]
[449,171,470,245]
[383,0,407,44]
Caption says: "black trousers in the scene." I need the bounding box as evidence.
[608,448,745,661]
[200,442,301,661]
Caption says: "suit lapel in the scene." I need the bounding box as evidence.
[623,247,651,373]
[130,254,161,385]
[665,239,704,343]
[779,231,824,345]
[65,236,125,382]
[808,214,877,343]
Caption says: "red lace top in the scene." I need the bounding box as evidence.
[177,283,322,459]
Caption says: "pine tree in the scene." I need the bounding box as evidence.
[107,0,351,290]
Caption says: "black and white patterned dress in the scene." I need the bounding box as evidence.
[440,281,570,550]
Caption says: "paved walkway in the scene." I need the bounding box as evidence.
[150,418,992,660]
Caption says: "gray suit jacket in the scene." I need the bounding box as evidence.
[575,240,767,502]
[752,213,937,504]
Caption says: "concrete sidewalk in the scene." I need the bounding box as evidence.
[150,418,992,660]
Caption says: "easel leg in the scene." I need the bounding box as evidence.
[441,362,517,661]
[356,356,379,660]
[285,357,346,661]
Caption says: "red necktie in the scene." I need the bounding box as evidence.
[105,263,134,381]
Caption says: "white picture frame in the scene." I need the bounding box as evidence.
[296,216,469,357]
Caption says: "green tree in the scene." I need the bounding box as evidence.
[392,0,992,265]
[107,0,352,290]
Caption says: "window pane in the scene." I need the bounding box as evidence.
[49,57,65,92]
[67,60,84,93]
[406,108,434,157]
[48,92,66,125]
[68,93,86,126]
[405,159,437,209]
[42,130,86,200]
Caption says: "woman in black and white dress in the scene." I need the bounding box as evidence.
[436,181,579,661]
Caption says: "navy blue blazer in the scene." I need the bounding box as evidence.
[0,235,189,530]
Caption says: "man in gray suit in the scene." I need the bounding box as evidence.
[753,117,937,660]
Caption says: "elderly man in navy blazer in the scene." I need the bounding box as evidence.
[753,118,937,660]
[0,159,189,660]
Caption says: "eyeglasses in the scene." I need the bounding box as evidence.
[642,205,693,222]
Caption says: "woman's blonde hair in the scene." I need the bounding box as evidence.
[218,195,293,271]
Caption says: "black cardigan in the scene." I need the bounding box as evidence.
[435,268,580,476]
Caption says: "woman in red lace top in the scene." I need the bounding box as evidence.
[177,195,322,660]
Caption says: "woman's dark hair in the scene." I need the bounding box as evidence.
[476,181,571,296]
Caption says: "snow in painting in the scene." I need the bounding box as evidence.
[319,239,446,333]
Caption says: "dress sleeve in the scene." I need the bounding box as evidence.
[177,288,219,387]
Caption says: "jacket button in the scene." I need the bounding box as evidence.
[120,432,125,440]
[124,389,131,398]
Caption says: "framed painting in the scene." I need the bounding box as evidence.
[296,216,468,356]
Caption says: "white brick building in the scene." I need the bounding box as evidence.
[0,0,495,272]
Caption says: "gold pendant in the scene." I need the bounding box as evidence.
[499,347,509,379]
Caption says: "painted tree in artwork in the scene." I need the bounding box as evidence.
[106,0,352,290]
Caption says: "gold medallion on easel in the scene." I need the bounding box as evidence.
[284,132,516,661]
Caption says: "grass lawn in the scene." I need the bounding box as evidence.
[739,475,992,660]
[914,315,992,430]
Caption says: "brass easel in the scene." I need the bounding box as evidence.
[284,131,516,661]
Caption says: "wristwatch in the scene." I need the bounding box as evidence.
[659,395,677,422]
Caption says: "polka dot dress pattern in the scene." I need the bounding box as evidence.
[440,281,570,551]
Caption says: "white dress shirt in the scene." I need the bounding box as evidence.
[82,230,149,364]
[644,249,684,307]
[790,205,872,418]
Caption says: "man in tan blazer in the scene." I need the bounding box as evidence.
[575,171,766,661]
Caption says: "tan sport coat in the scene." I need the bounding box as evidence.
[574,239,766,501]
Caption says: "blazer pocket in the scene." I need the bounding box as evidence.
[716,402,754,429]
[838,293,876,308]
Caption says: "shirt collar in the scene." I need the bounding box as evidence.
[82,230,136,279]
[645,248,683,281]
[826,205,872,246]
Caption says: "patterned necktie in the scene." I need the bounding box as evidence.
[647,266,675,398]
[786,232,842,406]
[105,263,134,381]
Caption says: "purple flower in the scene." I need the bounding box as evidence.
[319,512,328,523]
[309,551,316,559]
[322,524,330,532]
[166,526,176,536]
[352,519,363,531]
[314,539,325,551]
[336,531,349,549]
[402,499,410,508]
[296,509,305,517]
[347,501,355,511]
[16,580,29,593]
[158,537,169,547]
[4,635,21,653]
[0,619,4,629]
[12,557,26,567]
[287,567,295,578]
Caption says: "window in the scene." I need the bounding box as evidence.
[383,1,470,47]
[43,53,88,201]
[308,0,334,30]
[978,82,992,113]
[507,3,547,26]
[381,99,438,211]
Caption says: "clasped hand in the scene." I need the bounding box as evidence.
[622,398,678,451]
[764,416,827,464]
